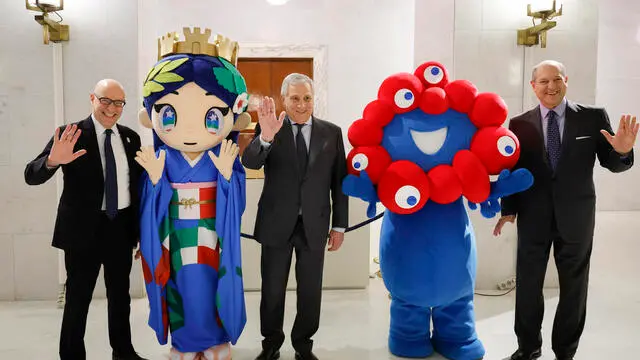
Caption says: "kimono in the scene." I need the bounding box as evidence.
[139,144,246,352]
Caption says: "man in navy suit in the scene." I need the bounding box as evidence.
[494,60,637,360]
[25,79,147,360]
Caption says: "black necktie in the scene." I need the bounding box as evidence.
[295,123,308,176]
[104,129,118,219]
[546,110,561,171]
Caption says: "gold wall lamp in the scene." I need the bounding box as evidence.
[25,0,69,44]
[517,0,563,48]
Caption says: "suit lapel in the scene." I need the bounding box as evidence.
[117,124,135,162]
[79,116,104,187]
[557,100,580,169]
[306,116,325,179]
[117,124,137,187]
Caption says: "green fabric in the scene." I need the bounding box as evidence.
[166,285,185,331]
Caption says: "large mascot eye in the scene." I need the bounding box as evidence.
[352,153,369,171]
[395,185,421,209]
[346,146,392,184]
[155,104,176,132]
[497,135,516,157]
[424,65,445,85]
[205,107,228,134]
[378,73,423,113]
[394,89,415,109]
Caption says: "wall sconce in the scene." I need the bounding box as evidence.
[25,0,69,44]
[517,0,562,48]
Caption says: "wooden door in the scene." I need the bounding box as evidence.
[236,58,313,165]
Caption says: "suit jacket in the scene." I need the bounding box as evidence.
[501,101,633,242]
[241,117,349,250]
[24,116,143,251]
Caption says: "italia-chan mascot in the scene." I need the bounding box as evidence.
[342,61,534,360]
[136,27,251,360]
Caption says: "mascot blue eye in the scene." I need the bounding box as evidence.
[394,89,415,109]
[497,135,516,157]
[395,185,421,209]
[352,153,369,171]
[424,65,445,84]
[155,104,176,132]
[205,107,225,134]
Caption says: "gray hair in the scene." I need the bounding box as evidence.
[531,60,567,82]
[281,73,314,97]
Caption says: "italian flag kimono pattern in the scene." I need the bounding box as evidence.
[139,144,246,352]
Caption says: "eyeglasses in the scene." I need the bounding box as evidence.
[94,94,126,108]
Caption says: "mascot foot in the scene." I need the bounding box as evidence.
[431,337,485,360]
[170,343,231,360]
[389,333,434,358]
[201,343,231,360]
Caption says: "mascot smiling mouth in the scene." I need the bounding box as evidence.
[410,127,448,155]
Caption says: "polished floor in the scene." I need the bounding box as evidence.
[1,212,639,359]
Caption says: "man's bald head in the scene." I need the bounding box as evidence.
[90,79,126,129]
[94,79,125,98]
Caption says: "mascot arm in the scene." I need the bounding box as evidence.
[469,168,533,219]
[342,171,379,218]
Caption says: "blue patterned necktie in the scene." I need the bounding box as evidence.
[546,110,561,171]
[104,129,118,219]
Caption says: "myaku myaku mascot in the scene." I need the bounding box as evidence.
[342,61,534,360]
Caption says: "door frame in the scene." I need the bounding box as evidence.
[239,43,328,119]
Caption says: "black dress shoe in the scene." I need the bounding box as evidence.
[295,351,319,360]
[255,348,280,360]
[510,348,541,360]
[112,353,148,360]
[555,357,574,360]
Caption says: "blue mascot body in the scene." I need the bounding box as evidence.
[342,62,534,360]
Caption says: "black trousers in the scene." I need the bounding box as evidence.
[515,215,592,358]
[59,210,135,360]
[260,216,326,355]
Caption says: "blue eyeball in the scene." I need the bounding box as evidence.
[352,153,369,171]
[395,185,421,209]
[497,135,516,157]
[205,107,224,134]
[157,104,176,132]
[394,89,415,109]
[424,65,445,84]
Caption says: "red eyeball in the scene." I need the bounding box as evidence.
[363,99,396,127]
[469,92,508,128]
[377,73,424,114]
[427,165,462,204]
[346,146,392,184]
[414,61,449,89]
[452,150,490,203]
[419,87,449,115]
[444,80,478,114]
[347,119,383,147]
[378,160,430,214]
[470,126,521,175]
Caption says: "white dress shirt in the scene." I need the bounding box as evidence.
[92,115,131,210]
[540,97,567,146]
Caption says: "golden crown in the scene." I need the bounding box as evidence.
[157,27,239,65]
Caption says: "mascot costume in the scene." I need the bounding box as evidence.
[136,27,251,360]
[342,61,534,360]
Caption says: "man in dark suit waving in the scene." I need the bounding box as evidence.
[242,73,349,360]
[24,79,146,360]
[493,60,638,360]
